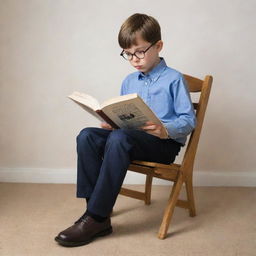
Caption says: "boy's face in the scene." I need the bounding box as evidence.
[122,36,163,74]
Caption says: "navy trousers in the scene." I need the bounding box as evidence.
[76,127,182,218]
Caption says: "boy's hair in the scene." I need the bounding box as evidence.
[118,13,161,49]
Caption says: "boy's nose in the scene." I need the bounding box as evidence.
[132,55,140,62]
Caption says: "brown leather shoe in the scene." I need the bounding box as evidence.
[55,215,112,247]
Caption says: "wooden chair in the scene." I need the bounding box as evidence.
[119,74,213,239]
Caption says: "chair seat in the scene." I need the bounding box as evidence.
[129,160,181,181]
[132,160,181,169]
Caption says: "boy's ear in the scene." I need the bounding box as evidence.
[156,40,163,52]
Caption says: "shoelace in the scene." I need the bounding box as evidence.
[81,216,90,224]
[74,213,88,224]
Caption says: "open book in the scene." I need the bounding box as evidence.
[68,91,164,130]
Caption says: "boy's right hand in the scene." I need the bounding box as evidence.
[100,122,114,130]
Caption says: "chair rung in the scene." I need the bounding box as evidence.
[176,199,189,209]
[120,187,146,201]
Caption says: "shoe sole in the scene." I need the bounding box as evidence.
[55,226,113,247]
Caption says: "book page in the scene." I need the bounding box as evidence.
[68,91,100,111]
[73,101,105,121]
[68,91,103,121]
[100,93,138,109]
[102,96,163,129]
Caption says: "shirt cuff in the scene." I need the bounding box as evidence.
[163,123,183,139]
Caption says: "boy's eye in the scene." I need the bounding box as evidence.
[124,52,132,56]
[134,51,145,58]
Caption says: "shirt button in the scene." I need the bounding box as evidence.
[145,82,148,85]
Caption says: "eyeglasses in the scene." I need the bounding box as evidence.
[120,41,157,61]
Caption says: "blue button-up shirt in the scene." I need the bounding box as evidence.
[120,58,196,145]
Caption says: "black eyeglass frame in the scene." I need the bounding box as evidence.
[120,41,158,61]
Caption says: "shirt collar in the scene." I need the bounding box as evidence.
[138,57,167,81]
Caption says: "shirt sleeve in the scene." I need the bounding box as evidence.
[164,76,197,139]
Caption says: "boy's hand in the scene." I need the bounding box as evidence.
[141,121,169,139]
[100,122,114,130]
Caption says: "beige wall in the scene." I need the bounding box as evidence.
[0,1,256,181]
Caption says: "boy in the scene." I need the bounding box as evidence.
[55,13,196,247]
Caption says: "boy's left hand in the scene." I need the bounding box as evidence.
[140,121,169,139]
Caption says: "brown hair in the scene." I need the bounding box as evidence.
[118,13,161,49]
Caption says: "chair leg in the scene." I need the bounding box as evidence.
[145,174,153,205]
[185,175,196,217]
[158,173,184,239]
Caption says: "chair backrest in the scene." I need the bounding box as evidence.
[181,74,213,174]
